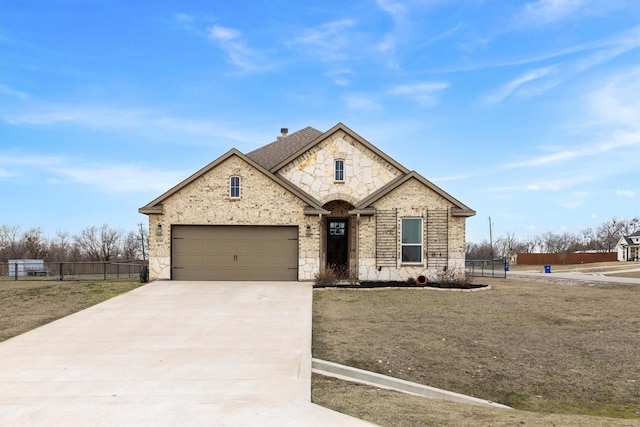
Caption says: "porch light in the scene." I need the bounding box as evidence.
[155,224,163,236]
[306,224,312,237]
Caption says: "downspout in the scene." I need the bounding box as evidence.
[355,213,360,280]
[319,213,323,271]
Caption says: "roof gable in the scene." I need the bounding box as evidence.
[139,148,324,214]
[270,123,410,175]
[355,171,476,216]
[245,126,323,170]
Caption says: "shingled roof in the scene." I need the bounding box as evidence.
[246,126,323,171]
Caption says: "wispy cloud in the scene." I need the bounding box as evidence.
[388,82,449,107]
[0,103,265,145]
[616,189,637,198]
[292,19,357,62]
[208,25,272,73]
[0,84,30,100]
[482,26,640,104]
[483,67,553,104]
[344,93,383,113]
[0,153,187,194]
[518,0,589,26]
[506,130,640,169]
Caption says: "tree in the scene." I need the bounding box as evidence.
[23,227,47,259]
[596,217,639,252]
[74,224,123,261]
[466,240,494,260]
[0,225,24,261]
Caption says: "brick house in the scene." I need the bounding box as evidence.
[139,123,475,281]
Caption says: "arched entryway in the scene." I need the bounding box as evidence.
[322,200,355,276]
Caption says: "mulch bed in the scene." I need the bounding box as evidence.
[314,281,488,289]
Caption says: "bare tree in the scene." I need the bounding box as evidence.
[0,225,25,261]
[466,240,494,260]
[48,231,72,261]
[74,224,123,261]
[23,227,47,259]
[121,231,139,261]
[596,217,639,252]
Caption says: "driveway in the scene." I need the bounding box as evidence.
[0,281,373,426]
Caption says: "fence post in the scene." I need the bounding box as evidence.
[117,263,120,280]
[104,262,107,280]
[60,262,64,281]
[14,262,18,281]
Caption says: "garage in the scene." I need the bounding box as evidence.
[171,225,299,281]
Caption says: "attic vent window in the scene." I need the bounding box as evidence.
[229,176,241,198]
[334,159,345,182]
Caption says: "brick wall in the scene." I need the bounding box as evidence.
[147,154,320,280]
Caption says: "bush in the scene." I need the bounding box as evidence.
[314,267,339,287]
[434,266,474,288]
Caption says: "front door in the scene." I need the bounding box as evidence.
[326,219,348,272]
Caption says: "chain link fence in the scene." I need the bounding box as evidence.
[1,261,147,281]
[465,259,507,278]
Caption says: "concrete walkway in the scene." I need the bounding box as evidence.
[0,281,373,426]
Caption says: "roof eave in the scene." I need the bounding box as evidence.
[138,205,164,215]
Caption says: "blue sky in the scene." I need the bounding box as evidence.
[1,0,639,243]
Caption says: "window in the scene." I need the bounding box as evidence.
[401,218,423,263]
[334,159,344,182]
[229,176,240,198]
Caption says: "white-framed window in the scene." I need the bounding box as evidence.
[229,176,241,198]
[334,159,345,182]
[401,218,423,264]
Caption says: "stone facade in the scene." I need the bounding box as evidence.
[140,123,474,282]
[146,155,319,280]
[279,130,403,205]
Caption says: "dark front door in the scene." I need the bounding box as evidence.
[326,219,348,271]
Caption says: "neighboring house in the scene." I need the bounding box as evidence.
[139,123,475,281]
[616,231,640,262]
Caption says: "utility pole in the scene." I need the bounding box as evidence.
[138,223,147,261]
[489,216,494,260]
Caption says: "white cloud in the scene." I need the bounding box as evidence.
[293,19,357,62]
[174,13,194,23]
[0,84,29,100]
[505,130,640,168]
[616,189,637,198]
[527,182,561,191]
[0,153,187,194]
[519,0,589,26]
[483,67,553,104]
[54,164,188,194]
[208,25,271,73]
[344,94,383,113]
[388,82,449,107]
[0,104,265,145]
[585,66,640,129]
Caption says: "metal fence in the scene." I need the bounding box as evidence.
[465,259,507,278]
[1,261,147,281]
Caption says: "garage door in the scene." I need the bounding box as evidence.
[172,225,299,281]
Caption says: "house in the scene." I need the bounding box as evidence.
[616,231,640,262]
[139,123,475,281]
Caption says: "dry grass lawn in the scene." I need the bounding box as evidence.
[312,275,640,426]
[0,279,143,342]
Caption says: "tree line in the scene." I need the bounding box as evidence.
[466,216,639,260]
[0,224,149,263]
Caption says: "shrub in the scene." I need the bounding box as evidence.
[435,266,474,288]
[314,267,339,287]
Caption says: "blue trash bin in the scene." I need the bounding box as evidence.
[544,265,551,274]
[505,264,509,272]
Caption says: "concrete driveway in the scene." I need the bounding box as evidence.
[0,281,373,426]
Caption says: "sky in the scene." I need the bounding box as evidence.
[1,0,639,244]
